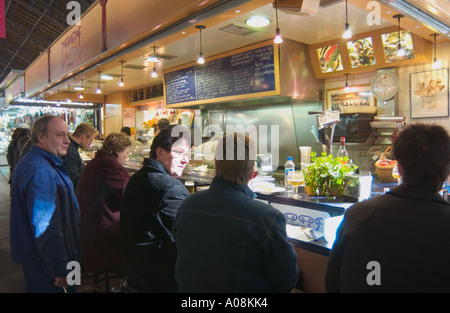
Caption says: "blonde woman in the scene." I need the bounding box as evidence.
[76,132,131,277]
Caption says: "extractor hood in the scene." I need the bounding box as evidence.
[380,0,450,38]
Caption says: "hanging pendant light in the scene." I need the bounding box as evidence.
[393,14,405,58]
[344,73,350,91]
[66,83,72,102]
[78,79,84,99]
[342,0,352,39]
[273,0,283,44]
[431,33,442,70]
[96,71,102,94]
[196,25,206,64]
[151,66,158,78]
[119,60,125,87]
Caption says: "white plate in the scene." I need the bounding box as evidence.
[254,186,286,195]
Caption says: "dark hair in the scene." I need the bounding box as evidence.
[392,123,450,191]
[150,124,189,159]
[120,126,131,136]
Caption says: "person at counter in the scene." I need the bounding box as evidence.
[62,122,98,190]
[76,132,131,281]
[121,126,142,148]
[121,125,190,292]
[325,123,450,292]
[174,132,299,292]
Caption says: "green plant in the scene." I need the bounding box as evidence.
[302,151,357,197]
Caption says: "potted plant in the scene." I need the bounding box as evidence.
[302,151,357,197]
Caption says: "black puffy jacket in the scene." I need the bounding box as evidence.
[121,158,189,292]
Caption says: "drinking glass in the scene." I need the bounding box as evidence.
[287,171,304,199]
[392,165,400,184]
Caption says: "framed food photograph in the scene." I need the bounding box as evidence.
[346,37,376,68]
[316,44,344,74]
[326,85,377,113]
[410,68,449,119]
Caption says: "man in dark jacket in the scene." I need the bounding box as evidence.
[62,122,98,190]
[326,123,450,292]
[174,132,299,292]
[10,115,81,293]
[121,125,190,292]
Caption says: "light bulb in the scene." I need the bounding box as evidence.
[151,68,157,78]
[342,23,352,39]
[96,87,102,94]
[197,52,205,64]
[274,28,283,44]
[396,43,405,57]
[78,93,84,99]
[432,58,442,70]
[118,79,124,87]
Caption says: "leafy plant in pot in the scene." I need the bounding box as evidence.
[302,151,357,197]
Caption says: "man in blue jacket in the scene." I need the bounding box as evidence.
[174,132,299,292]
[10,115,81,293]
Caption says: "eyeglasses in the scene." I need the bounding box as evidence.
[171,148,191,160]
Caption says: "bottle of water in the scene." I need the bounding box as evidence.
[284,157,295,196]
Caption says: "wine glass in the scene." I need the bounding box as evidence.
[392,165,400,185]
[287,171,304,199]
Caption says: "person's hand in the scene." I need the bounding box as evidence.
[54,277,67,288]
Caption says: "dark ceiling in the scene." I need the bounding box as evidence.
[0,0,96,87]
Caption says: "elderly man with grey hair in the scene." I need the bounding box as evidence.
[10,115,81,293]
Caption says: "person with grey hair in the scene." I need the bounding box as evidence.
[174,132,299,292]
[10,115,81,293]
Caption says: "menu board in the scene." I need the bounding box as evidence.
[347,37,376,68]
[382,30,415,62]
[316,44,343,73]
[164,44,276,105]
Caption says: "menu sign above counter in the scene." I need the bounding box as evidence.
[164,41,280,107]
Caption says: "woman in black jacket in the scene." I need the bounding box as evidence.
[121,125,190,292]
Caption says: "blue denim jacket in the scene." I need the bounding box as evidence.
[174,175,299,292]
[10,145,80,278]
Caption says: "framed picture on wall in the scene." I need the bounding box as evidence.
[326,85,377,113]
[410,68,449,118]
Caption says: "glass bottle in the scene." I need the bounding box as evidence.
[337,137,348,159]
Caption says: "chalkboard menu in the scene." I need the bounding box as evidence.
[164,43,278,106]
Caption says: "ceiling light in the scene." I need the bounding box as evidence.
[196,25,206,64]
[273,0,282,44]
[431,33,442,70]
[146,43,161,63]
[342,0,352,39]
[66,83,71,102]
[100,74,114,80]
[344,74,350,91]
[119,60,125,87]
[96,71,102,94]
[151,66,158,78]
[74,86,84,91]
[78,79,84,99]
[394,14,406,58]
[245,16,270,27]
